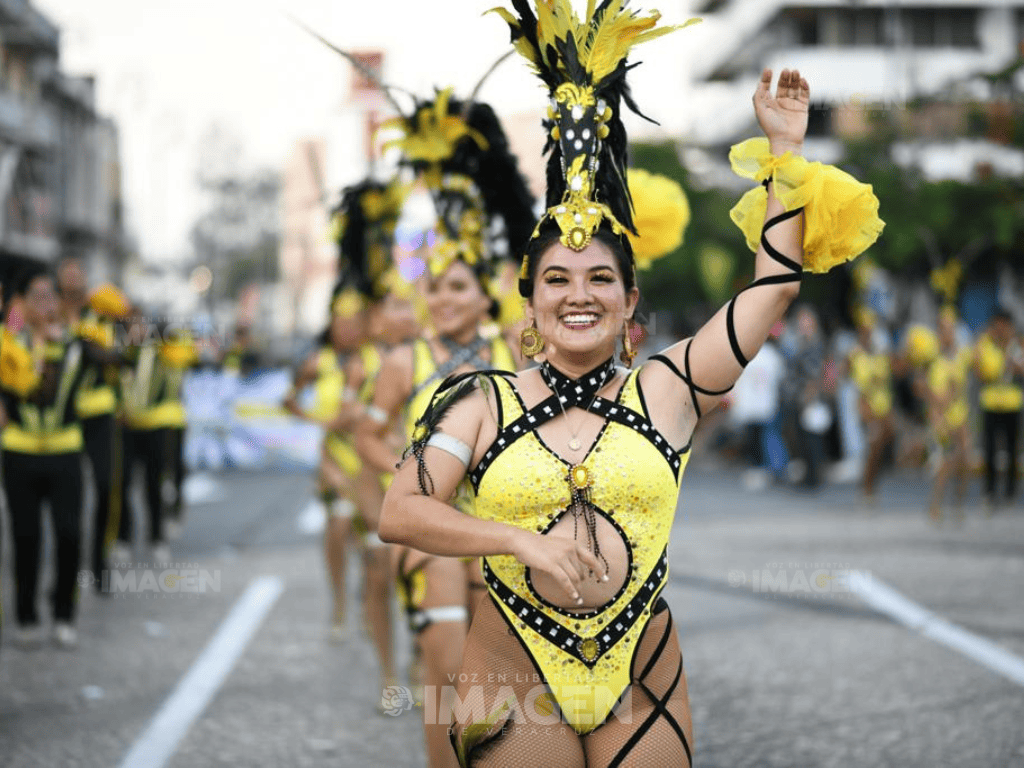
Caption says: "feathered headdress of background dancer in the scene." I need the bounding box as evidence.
[379,70,536,284]
[292,18,535,297]
[330,178,411,315]
[491,1,699,281]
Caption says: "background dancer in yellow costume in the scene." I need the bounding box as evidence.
[380,2,883,765]
[912,309,973,523]
[847,307,895,508]
[356,87,535,767]
[327,176,417,695]
[283,281,369,643]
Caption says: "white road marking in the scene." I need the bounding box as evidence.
[297,497,325,535]
[850,570,1024,687]
[118,575,285,768]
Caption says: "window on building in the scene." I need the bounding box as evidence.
[905,9,979,48]
[780,8,819,46]
[834,8,885,47]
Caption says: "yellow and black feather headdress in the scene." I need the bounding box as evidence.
[331,178,409,312]
[491,0,698,274]
[381,83,536,285]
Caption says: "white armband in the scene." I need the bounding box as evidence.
[366,405,388,424]
[425,432,472,467]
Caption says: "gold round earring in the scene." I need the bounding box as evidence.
[520,323,545,358]
[620,320,637,367]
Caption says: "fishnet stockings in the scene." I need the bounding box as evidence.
[451,597,692,767]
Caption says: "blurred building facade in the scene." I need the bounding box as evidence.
[687,0,1024,178]
[278,137,334,339]
[277,50,392,340]
[0,0,125,285]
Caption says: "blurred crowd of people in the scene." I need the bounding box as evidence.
[0,257,240,650]
[716,300,1024,521]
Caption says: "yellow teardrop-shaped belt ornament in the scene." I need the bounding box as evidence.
[578,637,600,662]
[569,464,592,490]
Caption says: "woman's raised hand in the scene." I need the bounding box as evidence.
[510,529,609,605]
[754,68,810,154]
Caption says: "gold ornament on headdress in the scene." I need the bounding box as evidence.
[424,174,489,280]
[331,288,365,319]
[492,0,699,276]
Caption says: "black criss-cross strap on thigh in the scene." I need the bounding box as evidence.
[606,599,692,768]
[651,190,803,418]
[469,359,684,490]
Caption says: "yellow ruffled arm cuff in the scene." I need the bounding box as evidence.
[728,137,885,274]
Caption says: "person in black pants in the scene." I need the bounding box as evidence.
[115,312,176,563]
[58,260,131,583]
[974,310,1024,512]
[0,265,101,649]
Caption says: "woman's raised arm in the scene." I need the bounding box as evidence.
[650,69,809,421]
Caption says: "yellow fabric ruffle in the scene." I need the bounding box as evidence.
[0,328,40,397]
[626,168,690,270]
[729,138,884,274]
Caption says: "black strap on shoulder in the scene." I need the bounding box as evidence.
[648,347,732,421]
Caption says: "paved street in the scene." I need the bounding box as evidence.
[2,461,1023,767]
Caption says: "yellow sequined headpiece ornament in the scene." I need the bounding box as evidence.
[331,288,365,319]
[424,173,490,280]
[491,0,700,281]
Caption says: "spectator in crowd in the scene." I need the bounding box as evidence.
[782,305,828,489]
[974,308,1023,513]
[730,321,788,488]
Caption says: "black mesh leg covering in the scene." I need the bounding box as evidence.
[451,597,586,768]
[584,603,693,768]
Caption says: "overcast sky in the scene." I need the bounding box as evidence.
[34,0,708,263]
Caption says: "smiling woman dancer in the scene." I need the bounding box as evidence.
[379,3,884,766]
[356,90,535,768]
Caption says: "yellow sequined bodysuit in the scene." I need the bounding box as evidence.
[312,347,362,477]
[405,337,515,441]
[849,347,892,418]
[927,347,972,434]
[465,365,689,733]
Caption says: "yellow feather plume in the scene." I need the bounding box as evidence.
[89,283,130,320]
[0,328,40,397]
[160,339,200,369]
[626,169,690,269]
